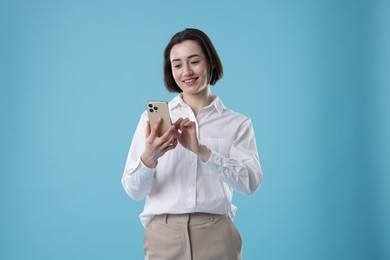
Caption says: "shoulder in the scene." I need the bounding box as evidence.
[225,110,252,133]
[218,97,251,125]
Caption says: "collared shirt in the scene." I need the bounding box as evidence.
[122,95,262,227]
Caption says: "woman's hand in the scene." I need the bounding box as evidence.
[177,118,211,162]
[141,117,178,168]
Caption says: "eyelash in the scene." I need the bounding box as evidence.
[173,61,199,69]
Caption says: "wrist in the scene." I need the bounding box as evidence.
[197,144,211,162]
[141,154,158,168]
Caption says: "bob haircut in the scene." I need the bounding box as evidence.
[163,28,223,93]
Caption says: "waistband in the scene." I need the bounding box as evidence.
[152,212,228,225]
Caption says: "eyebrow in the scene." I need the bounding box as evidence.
[171,54,201,63]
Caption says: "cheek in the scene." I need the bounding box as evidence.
[202,66,210,82]
[172,70,181,84]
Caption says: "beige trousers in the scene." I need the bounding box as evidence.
[144,213,242,260]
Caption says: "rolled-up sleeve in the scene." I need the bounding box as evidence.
[121,113,156,200]
[203,119,262,195]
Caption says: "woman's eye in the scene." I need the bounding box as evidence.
[173,64,182,69]
[191,61,200,65]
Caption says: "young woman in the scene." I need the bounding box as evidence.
[122,28,263,260]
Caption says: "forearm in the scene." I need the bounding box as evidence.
[195,144,211,162]
[122,159,156,201]
[141,153,158,168]
[204,151,262,195]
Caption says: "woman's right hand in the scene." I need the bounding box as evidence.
[140,117,178,168]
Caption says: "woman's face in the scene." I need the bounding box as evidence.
[170,40,210,96]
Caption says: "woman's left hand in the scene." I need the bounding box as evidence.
[177,118,211,162]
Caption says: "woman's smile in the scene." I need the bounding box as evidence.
[183,77,199,86]
[170,40,209,95]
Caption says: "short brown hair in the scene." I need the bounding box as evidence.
[163,28,223,93]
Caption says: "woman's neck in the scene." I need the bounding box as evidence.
[181,89,214,116]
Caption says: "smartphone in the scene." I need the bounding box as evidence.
[146,100,172,137]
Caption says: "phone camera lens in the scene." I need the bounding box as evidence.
[154,106,158,111]
[148,104,153,107]
[149,109,154,112]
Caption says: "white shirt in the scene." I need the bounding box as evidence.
[122,95,262,227]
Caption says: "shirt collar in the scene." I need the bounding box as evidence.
[169,94,186,110]
[169,94,225,115]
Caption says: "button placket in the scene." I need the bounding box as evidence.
[184,104,202,210]
[187,153,197,210]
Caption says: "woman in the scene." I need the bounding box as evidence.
[122,28,263,260]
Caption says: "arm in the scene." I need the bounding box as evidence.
[204,119,263,195]
[177,118,262,195]
[121,114,179,200]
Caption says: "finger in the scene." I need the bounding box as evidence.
[149,117,162,143]
[162,135,177,148]
[152,117,163,130]
[159,126,178,145]
[174,118,183,125]
[183,120,194,127]
[152,126,174,149]
[167,132,177,145]
[145,120,151,139]
[180,119,196,133]
[180,118,190,129]
[175,130,182,139]
[163,138,178,152]
[159,125,176,144]
[174,118,184,131]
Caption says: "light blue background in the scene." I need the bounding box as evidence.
[1,0,389,259]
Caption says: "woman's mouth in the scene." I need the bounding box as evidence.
[183,77,198,86]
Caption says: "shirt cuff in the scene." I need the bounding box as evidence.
[137,158,157,175]
[202,149,225,171]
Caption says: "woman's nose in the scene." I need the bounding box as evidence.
[183,64,193,76]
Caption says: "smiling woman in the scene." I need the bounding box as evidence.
[3,1,388,259]
[163,28,223,94]
[121,28,263,260]
[170,40,212,110]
